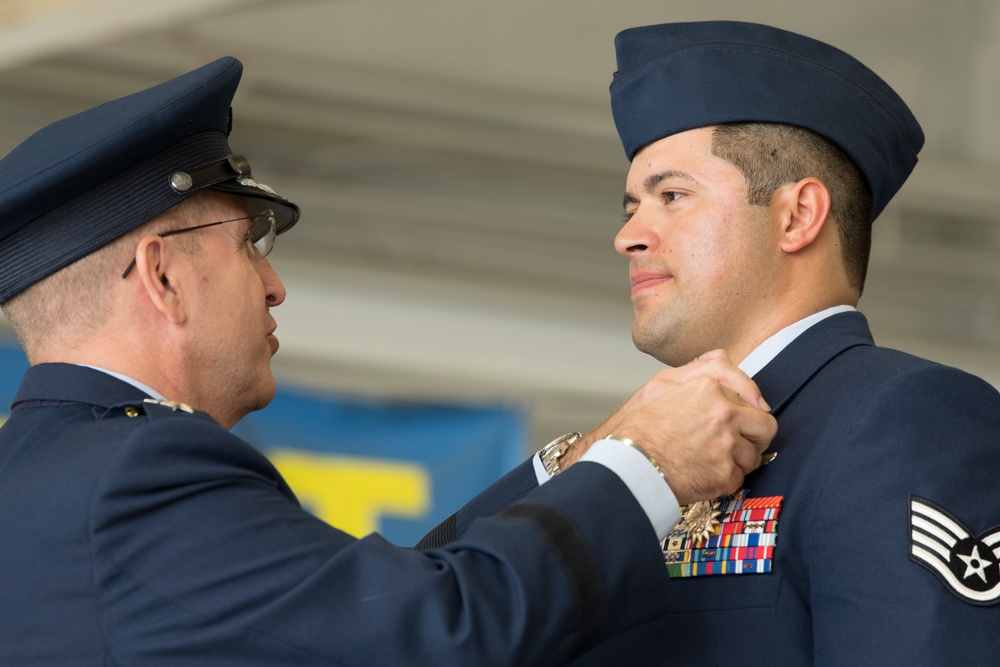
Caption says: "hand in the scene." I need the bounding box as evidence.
[616,376,775,504]
[562,350,770,464]
[562,350,776,503]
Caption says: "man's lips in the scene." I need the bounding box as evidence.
[630,271,674,295]
[267,328,279,355]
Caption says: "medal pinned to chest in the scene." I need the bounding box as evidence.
[662,490,784,577]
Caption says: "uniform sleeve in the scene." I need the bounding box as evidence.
[417,456,540,549]
[419,441,680,549]
[89,418,669,666]
[809,365,1000,664]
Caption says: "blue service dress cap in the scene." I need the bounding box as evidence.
[610,21,924,221]
[0,56,299,302]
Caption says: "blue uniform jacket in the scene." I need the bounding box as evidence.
[425,311,1000,665]
[0,363,671,666]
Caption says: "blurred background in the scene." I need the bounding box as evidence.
[2,0,999,539]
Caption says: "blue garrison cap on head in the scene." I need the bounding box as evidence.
[610,21,924,221]
[0,56,299,302]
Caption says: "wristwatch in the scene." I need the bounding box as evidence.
[538,431,582,477]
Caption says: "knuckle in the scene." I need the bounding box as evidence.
[691,375,720,392]
[708,397,739,423]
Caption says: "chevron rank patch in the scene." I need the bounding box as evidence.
[661,490,783,578]
[909,496,1000,606]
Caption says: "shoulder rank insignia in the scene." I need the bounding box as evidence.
[909,496,1000,606]
[662,490,784,578]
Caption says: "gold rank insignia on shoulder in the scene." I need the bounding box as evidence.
[909,496,1000,606]
[143,398,195,413]
[662,489,784,578]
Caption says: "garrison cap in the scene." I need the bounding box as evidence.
[610,21,924,221]
[0,56,299,302]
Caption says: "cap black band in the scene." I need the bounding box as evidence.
[0,133,229,302]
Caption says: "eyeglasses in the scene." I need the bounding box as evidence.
[121,209,276,279]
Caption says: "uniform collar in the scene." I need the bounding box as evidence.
[738,305,856,379]
[79,364,166,400]
[751,310,875,417]
[11,363,151,410]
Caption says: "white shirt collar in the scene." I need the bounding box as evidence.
[78,364,167,400]
[738,305,856,378]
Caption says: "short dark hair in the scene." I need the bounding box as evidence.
[711,122,873,293]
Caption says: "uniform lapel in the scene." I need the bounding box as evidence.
[753,311,874,426]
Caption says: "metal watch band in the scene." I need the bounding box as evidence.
[538,431,582,477]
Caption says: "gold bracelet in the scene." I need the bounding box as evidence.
[605,435,665,481]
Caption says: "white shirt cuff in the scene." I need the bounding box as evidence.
[532,450,551,486]
[579,439,680,540]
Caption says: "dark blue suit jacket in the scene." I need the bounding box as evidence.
[0,364,671,666]
[428,312,1000,665]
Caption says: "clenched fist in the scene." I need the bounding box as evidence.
[564,350,776,504]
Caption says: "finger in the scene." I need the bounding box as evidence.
[679,352,771,411]
[710,365,770,411]
[735,407,778,453]
[719,384,746,407]
[732,439,764,476]
[692,348,728,363]
[722,467,748,497]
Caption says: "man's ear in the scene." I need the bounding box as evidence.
[133,235,187,325]
[773,177,832,254]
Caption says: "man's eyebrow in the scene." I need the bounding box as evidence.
[623,170,697,209]
[643,169,696,191]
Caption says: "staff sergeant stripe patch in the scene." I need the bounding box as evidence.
[909,496,1000,606]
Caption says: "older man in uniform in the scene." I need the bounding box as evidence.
[0,56,777,665]
[422,21,1000,664]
